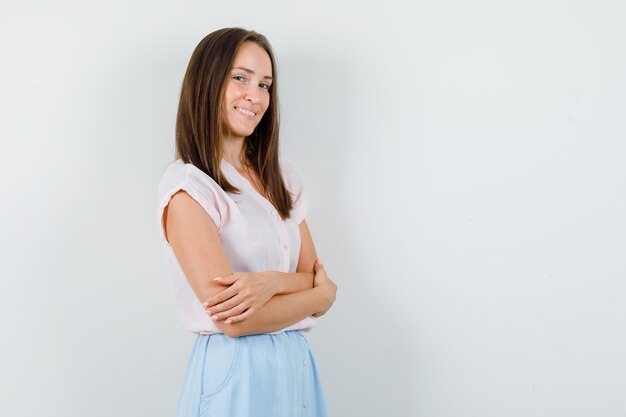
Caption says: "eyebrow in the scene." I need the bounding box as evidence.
[232,66,273,80]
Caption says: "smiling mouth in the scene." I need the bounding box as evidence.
[235,106,256,119]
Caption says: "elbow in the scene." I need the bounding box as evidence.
[216,323,240,339]
[224,329,240,339]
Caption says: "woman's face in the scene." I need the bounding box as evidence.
[221,41,273,141]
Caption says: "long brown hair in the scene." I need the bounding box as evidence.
[175,27,295,220]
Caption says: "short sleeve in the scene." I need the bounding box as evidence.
[156,160,225,244]
[281,158,308,225]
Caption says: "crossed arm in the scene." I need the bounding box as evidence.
[163,189,336,338]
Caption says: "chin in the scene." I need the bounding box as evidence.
[239,126,256,136]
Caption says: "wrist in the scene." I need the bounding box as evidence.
[264,270,284,294]
[265,270,315,295]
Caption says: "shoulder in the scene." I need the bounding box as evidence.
[156,159,227,235]
[280,155,305,193]
[279,155,308,223]
[158,159,223,195]
[158,159,188,189]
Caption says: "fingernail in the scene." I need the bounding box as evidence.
[202,302,208,307]
[213,277,222,281]
[206,309,211,315]
[225,319,232,324]
[211,315,219,320]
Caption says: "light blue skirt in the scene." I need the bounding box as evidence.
[175,330,329,417]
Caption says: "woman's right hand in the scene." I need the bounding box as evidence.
[312,259,337,318]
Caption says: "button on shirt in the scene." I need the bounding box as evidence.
[157,156,317,335]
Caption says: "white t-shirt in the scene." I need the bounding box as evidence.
[156,156,317,335]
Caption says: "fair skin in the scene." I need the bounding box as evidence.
[162,41,337,338]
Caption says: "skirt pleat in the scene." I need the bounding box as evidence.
[175,330,329,417]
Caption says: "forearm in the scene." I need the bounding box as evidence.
[218,286,329,338]
[268,270,314,295]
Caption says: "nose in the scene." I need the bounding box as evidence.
[244,87,261,104]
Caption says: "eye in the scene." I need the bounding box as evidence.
[260,82,271,90]
[233,75,245,82]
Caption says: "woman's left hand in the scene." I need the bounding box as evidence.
[202,272,278,324]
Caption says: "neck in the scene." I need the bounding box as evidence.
[222,136,247,169]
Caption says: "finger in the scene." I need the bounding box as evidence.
[203,286,238,309]
[224,308,254,324]
[211,302,249,322]
[314,267,328,279]
[206,293,244,316]
[213,273,239,285]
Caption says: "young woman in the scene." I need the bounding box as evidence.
[157,27,337,417]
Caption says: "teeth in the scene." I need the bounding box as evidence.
[236,107,256,117]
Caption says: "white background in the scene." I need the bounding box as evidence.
[1,1,625,416]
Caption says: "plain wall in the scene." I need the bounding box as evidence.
[1,1,625,416]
